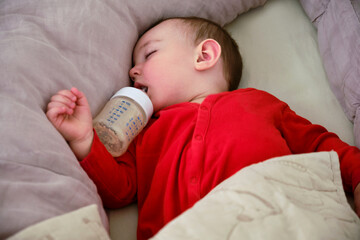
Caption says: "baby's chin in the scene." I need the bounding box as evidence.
[153,101,174,113]
[149,100,160,114]
[153,104,165,113]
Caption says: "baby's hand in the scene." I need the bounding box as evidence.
[46,87,93,160]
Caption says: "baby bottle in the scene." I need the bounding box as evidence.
[93,87,153,157]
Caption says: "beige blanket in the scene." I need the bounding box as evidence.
[152,152,360,240]
[7,152,359,240]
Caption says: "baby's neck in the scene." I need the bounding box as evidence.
[190,97,206,104]
[189,90,219,104]
[188,84,227,105]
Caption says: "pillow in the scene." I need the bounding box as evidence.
[299,0,360,147]
[299,0,330,25]
[0,0,267,238]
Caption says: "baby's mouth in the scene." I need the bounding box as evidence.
[141,86,148,93]
[134,82,148,93]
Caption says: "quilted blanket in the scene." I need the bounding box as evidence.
[152,152,360,240]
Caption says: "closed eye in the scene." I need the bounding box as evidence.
[145,50,157,59]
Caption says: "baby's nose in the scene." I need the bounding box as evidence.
[129,66,140,82]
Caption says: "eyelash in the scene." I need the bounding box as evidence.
[145,50,156,59]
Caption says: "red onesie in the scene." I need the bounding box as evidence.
[80,88,360,240]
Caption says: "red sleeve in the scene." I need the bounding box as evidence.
[80,130,137,208]
[280,106,360,193]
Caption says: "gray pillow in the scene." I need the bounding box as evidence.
[0,0,267,238]
[300,0,360,147]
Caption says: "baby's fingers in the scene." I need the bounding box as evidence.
[49,90,77,109]
[70,87,89,108]
[47,101,74,116]
[58,89,77,101]
[46,105,69,128]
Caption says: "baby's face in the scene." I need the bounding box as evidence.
[130,20,198,113]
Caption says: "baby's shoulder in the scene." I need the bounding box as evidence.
[231,88,280,100]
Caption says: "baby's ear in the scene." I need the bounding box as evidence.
[194,39,221,71]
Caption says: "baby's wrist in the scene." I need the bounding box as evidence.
[69,131,94,161]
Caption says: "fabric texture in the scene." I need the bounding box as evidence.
[299,0,360,147]
[151,152,360,240]
[0,0,267,238]
[81,88,360,240]
[299,0,330,25]
[7,205,110,240]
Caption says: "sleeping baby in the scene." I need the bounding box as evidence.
[46,17,360,240]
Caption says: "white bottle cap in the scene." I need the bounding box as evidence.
[112,87,153,122]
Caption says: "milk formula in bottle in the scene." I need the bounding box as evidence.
[93,87,153,157]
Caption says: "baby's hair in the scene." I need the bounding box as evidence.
[173,17,243,91]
